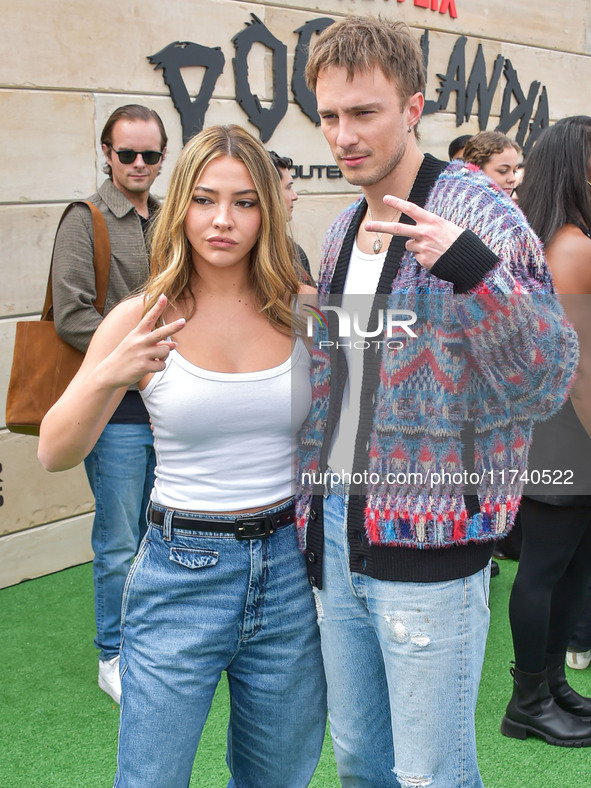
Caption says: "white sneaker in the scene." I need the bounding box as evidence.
[98,655,121,703]
[566,648,591,670]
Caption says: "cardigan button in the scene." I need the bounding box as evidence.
[307,550,317,563]
[310,508,318,521]
[309,576,317,587]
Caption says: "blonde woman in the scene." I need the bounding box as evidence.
[38,125,326,788]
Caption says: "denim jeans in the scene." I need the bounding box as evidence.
[114,499,327,788]
[84,422,156,662]
[316,485,490,788]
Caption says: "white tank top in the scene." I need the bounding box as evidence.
[141,337,311,511]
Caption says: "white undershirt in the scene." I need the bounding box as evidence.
[327,239,386,475]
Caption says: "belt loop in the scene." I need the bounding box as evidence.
[323,467,331,499]
[163,509,173,541]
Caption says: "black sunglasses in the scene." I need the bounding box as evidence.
[111,148,163,165]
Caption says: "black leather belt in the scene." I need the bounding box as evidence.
[148,502,295,540]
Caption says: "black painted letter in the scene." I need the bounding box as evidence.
[232,14,288,142]
[292,18,334,124]
[148,41,225,145]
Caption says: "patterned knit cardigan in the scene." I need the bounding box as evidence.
[296,160,579,550]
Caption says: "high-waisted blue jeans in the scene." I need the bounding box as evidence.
[315,483,490,787]
[114,499,327,788]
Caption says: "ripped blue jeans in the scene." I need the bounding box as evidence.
[315,485,490,788]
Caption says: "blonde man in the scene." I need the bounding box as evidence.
[296,16,579,786]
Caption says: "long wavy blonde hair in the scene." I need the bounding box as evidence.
[145,125,301,333]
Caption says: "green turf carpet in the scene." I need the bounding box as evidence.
[1,559,590,787]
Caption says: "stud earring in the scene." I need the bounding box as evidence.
[408,126,413,133]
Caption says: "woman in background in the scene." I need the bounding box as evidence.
[463,130,521,197]
[38,124,326,787]
[502,116,591,747]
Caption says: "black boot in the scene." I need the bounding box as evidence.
[546,653,591,717]
[501,666,591,746]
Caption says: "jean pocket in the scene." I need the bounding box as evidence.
[121,536,151,625]
[169,546,219,569]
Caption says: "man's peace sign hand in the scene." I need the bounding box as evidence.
[365,194,463,271]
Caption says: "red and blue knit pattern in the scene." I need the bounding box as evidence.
[296,161,579,549]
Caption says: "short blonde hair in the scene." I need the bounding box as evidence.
[146,125,300,333]
[305,16,425,107]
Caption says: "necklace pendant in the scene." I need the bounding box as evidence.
[373,237,383,254]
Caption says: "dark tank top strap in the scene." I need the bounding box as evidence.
[574,221,591,240]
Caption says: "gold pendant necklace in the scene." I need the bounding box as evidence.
[365,155,424,254]
[366,204,398,254]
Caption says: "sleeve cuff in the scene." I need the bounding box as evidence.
[430,230,499,293]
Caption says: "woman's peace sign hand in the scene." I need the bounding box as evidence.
[94,294,186,390]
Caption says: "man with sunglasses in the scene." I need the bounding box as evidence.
[51,104,167,704]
